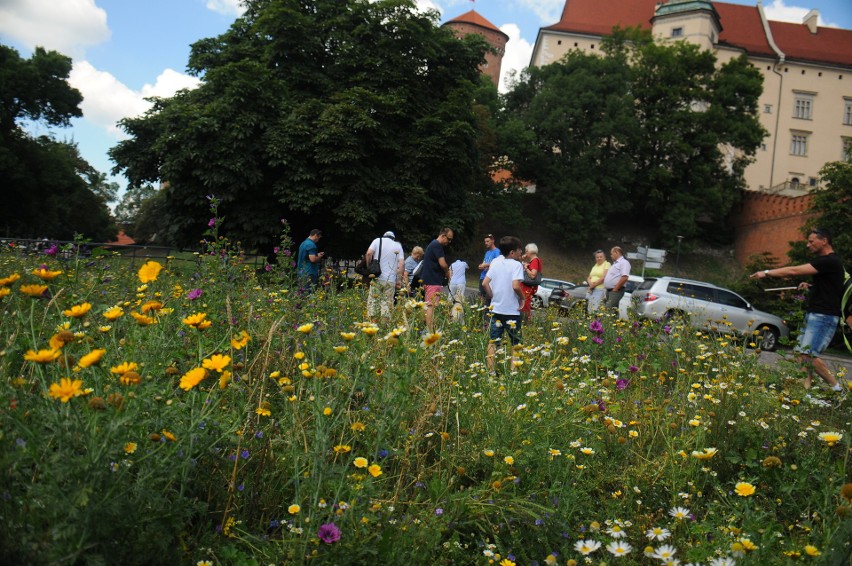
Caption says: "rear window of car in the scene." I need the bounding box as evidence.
[667,282,714,301]
[637,279,656,290]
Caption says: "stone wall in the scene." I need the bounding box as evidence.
[731,191,815,266]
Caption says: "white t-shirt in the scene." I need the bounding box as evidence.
[485,255,524,315]
[368,237,404,283]
[449,260,469,287]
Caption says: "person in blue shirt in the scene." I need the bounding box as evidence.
[478,234,500,306]
[297,229,324,291]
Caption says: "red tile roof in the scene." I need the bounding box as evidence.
[446,9,509,39]
[543,0,852,67]
[769,20,852,67]
[109,231,135,245]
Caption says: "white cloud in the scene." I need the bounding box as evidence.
[69,61,201,136]
[499,23,533,93]
[514,0,563,25]
[206,0,247,17]
[415,0,443,15]
[0,0,110,57]
[762,0,839,28]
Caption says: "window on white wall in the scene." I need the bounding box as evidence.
[844,98,852,125]
[671,27,683,38]
[790,132,809,156]
[793,92,814,120]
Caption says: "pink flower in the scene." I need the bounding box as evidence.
[188,288,203,300]
[208,218,216,227]
[317,522,341,544]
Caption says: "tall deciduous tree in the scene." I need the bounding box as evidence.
[499,28,765,247]
[792,155,852,266]
[110,0,489,254]
[0,44,116,241]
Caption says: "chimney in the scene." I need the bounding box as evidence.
[803,9,819,34]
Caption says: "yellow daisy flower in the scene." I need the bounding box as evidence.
[110,361,139,375]
[103,306,124,320]
[24,348,61,363]
[734,482,756,497]
[179,367,208,391]
[63,302,92,318]
[20,284,48,297]
[48,377,84,402]
[137,260,163,283]
[202,354,231,373]
[0,273,21,286]
[78,349,107,368]
[32,267,62,281]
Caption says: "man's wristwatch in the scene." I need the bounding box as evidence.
[763,270,770,276]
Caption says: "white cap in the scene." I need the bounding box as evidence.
[383,231,396,239]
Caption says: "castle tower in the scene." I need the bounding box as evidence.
[650,0,723,51]
[442,10,509,87]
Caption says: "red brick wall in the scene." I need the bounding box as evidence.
[443,22,506,87]
[731,192,815,266]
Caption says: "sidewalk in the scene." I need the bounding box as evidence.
[758,349,851,376]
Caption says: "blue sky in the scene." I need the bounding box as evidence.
[1,0,850,201]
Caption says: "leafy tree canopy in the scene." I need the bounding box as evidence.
[499,28,766,248]
[0,44,116,241]
[110,0,491,255]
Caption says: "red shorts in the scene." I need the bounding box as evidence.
[425,285,443,305]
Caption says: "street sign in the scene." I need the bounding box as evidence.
[645,261,663,269]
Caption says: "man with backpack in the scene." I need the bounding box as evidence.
[750,228,845,392]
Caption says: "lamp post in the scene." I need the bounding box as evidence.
[675,236,683,276]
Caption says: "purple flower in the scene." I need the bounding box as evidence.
[44,244,58,256]
[273,247,280,254]
[589,320,604,334]
[616,378,629,390]
[435,508,444,516]
[241,449,250,459]
[208,217,216,227]
[628,365,639,372]
[187,288,203,300]
[317,522,341,544]
[264,264,273,272]
[663,325,672,334]
[592,336,603,344]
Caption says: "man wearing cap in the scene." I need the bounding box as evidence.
[365,231,406,320]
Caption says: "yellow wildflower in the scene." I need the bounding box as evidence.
[124,442,137,454]
[130,312,156,326]
[353,457,368,468]
[103,306,124,320]
[78,349,106,368]
[32,267,62,280]
[179,368,208,391]
[230,330,251,350]
[137,260,163,283]
[0,273,21,286]
[20,284,48,297]
[183,312,211,330]
[63,302,92,318]
[297,323,314,333]
[202,354,231,373]
[734,482,756,497]
[368,464,382,478]
[24,348,61,363]
[48,377,84,402]
[110,361,138,375]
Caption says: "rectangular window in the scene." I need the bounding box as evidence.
[844,99,852,125]
[843,137,852,161]
[793,93,813,119]
[790,133,808,156]
[671,27,683,38]
[763,104,772,114]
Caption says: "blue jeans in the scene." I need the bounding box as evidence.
[795,312,839,357]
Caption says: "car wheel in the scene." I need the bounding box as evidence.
[757,326,779,352]
[531,296,543,309]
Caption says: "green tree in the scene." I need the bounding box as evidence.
[789,155,852,266]
[500,51,636,244]
[0,44,116,241]
[110,0,489,255]
[499,28,765,248]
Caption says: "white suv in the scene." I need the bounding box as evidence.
[626,277,789,351]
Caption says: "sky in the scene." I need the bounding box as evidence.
[1,0,850,201]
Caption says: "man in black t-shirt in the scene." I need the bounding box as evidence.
[750,228,845,392]
[421,227,453,330]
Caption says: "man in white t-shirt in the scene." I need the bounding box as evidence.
[365,231,405,320]
[482,236,525,369]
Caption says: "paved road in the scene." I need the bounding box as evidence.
[758,349,851,376]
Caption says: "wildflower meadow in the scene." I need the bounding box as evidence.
[0,227,850,566]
